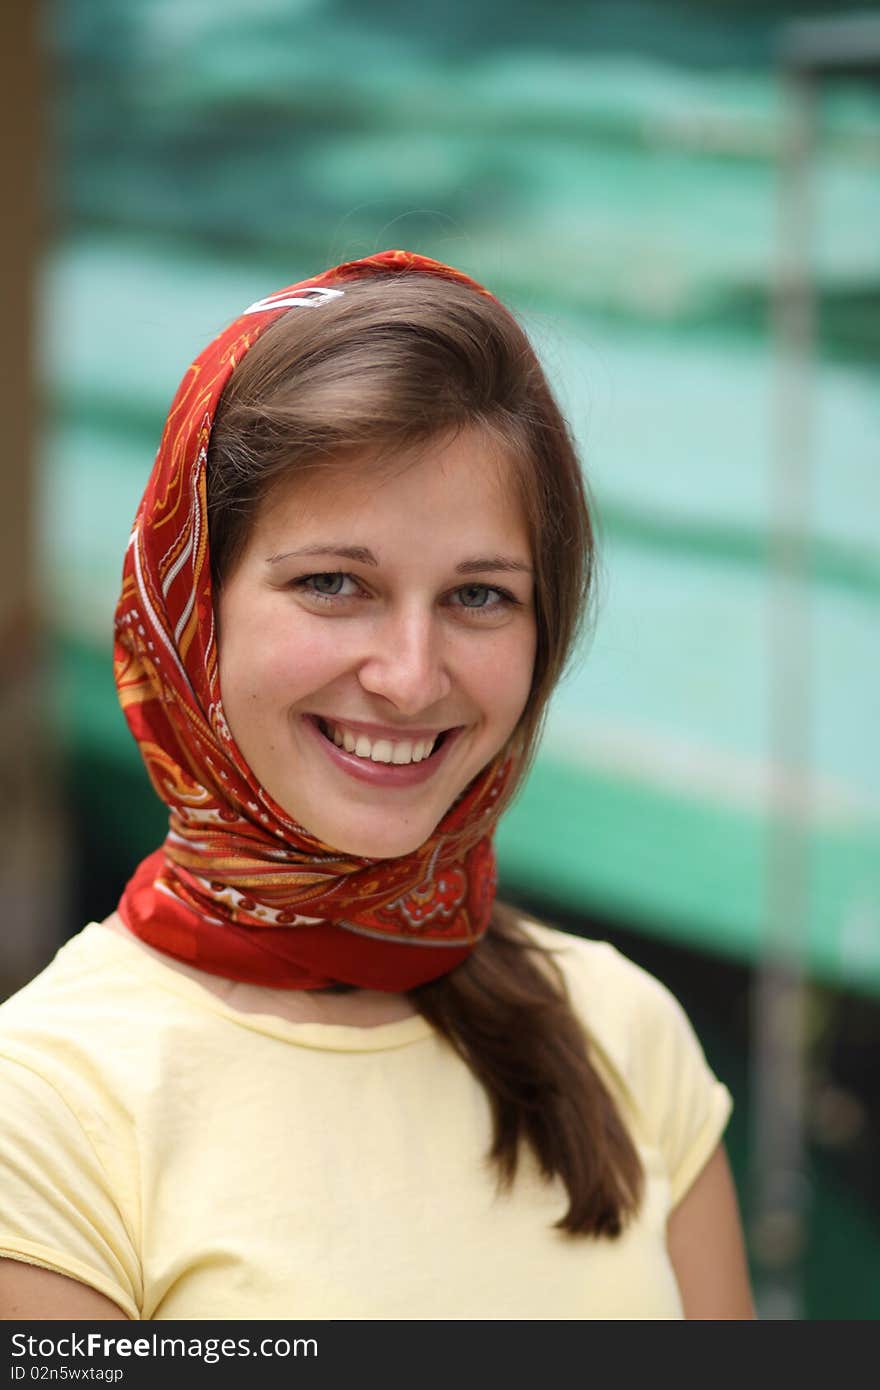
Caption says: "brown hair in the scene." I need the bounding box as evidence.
[207,271,643,1236]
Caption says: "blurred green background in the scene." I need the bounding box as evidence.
[27,0,880,1316]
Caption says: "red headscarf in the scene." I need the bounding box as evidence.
[114,249,526,991]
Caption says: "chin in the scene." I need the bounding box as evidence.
[302,809,441,861]
[332,827,432,860]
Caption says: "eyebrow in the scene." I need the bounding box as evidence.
[265,544,533,575]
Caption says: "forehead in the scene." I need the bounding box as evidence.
[252,426,531,548]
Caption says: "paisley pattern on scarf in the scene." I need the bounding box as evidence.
[114,250,525,990]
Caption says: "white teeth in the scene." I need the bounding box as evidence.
[320,719,438,765]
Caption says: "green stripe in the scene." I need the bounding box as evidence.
[496,752,880,998]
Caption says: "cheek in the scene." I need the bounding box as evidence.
[242,620,352,708]
[472,624,537,724]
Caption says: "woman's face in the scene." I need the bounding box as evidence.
[216,425,537,859]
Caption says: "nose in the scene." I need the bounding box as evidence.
[357,604,452,715]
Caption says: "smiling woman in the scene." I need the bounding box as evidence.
[0,250,753,1320]
[215,424,536,859]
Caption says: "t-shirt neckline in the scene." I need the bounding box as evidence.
[79,923,434,1053]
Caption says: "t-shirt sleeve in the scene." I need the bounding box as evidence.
[603,945,734,1209]
[0,1052,142,1318]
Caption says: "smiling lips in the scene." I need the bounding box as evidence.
[317,716,442,765]
[305,714,461,787]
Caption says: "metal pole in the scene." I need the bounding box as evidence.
[749,63,816,1321]
[750,13,880,1319]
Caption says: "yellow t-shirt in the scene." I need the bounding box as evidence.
[0,920,731,1320]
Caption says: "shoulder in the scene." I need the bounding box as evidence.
[1,922,149,1022]
[0,923,163,1066]
[515,916,688,1060]
[515,916,733,1204]
[0,925,151,1176]
[0,923,190,1161]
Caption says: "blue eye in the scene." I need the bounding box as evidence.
[292,572,519,618]
[457,584,501,609]
[295,573,358,601]
[310,573,346,596]
[452,584,522,619]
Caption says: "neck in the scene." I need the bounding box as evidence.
[98,912,419,1027]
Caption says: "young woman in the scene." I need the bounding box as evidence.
[0,250,754,1320]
